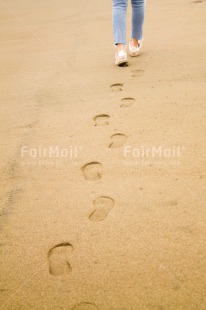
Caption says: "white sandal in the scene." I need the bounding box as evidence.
[129,39,143,57]
[114,45,128,66]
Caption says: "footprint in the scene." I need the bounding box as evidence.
[110,83,123,92]
[109,133,127,148]
[48,242,73,276]
[72,302,99,310]
[131,69,144,77]
[93,114,110,126]
[120,97,135,108]
[89,196,115,222]
[82,162,102,181]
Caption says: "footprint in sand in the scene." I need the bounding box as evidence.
[120,97,135,108]
[131,69,145,77]
[72,302,99,310]
[89,196,115,222]
[94,114,110,126]
[110,83,123,92]
[82,162,102,181]
[109,133,127,148]
[48,242,73,276]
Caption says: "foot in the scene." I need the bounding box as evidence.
[129,39,142,57]
[115,44,128,66]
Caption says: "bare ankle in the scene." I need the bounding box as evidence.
[116,43,126,53]
[131,38,139,47]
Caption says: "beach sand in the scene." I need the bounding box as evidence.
[0,0,206,309]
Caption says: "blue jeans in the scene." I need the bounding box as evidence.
[112,0,145,45]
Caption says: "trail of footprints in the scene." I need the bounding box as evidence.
[48,70,143,308]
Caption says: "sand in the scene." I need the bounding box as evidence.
[0,0,206,309]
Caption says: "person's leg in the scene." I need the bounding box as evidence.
[131,0,145,47]
[112,0,128,51]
